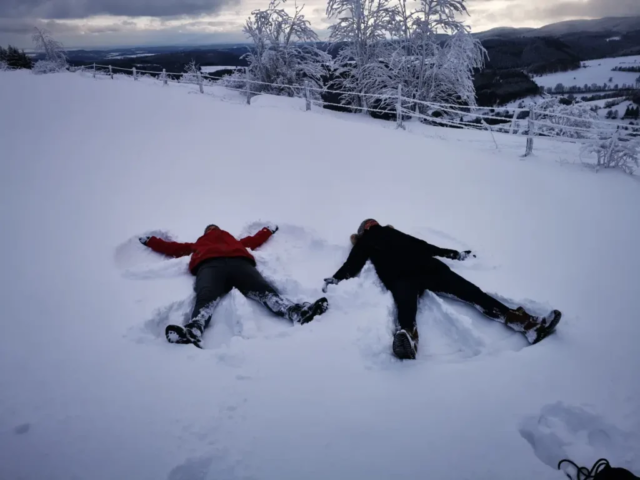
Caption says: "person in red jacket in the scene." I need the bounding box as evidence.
[140,224,329,347]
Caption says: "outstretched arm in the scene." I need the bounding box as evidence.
[240,227,275,250]
[332,239,371,282]
[399,231,471,260]
[145,237,195,258]
[422,241,466,260]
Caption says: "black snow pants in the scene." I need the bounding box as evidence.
[388,268,512,333]
[188,257,294,330]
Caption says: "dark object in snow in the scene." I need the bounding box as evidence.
[558,458,639,480]
[325,221,562,360]
[392,329,418,360]
[165,324,203,348]
[14,423,30,435]
[142,225,329,346]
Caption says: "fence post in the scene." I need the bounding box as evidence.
[246,78,251,105]
[509,109,518,135]
[524,107,535,156]
[197,71,204,94]
[109,65,113,80]
[133,67,137,81]
[93,63,96,79]
[162,69,168,85]
[396,84,404,130]
[305,81,311,111]
[481,118,498,149]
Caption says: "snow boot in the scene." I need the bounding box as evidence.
[506,307,562,345]
[392,327,419,360]
[288,297,329,324]
[165,322,204,348]
[528,309,562,345]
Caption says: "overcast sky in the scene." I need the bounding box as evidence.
[1,0,639,49]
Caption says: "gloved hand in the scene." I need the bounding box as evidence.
[139,236,151,246]
[267,225,279,234]
[458,250,475,261]
[322,277,339,293]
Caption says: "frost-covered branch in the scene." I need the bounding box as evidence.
[581,134,639,175]
[32,27,67,73]
[228,0,330,97]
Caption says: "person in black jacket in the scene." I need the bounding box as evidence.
[323,219,562,360]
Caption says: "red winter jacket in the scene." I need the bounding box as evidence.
[146,227,273,274]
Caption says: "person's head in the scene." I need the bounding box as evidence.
[204,224,219,234]
[350,219,379,246]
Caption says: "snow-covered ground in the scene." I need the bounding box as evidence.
[1,70,639,480]
[106,52,156,59]
[201,65,238,73]
[534,55,640,90]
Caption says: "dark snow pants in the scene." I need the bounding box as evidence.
[388,268,512,333]
[189,257,293,330]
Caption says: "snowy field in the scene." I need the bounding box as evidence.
[201,65,238,73]
[1,70,639,480]
[534,55,640,90]
[106,52,157,59]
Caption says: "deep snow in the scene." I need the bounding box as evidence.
[534,55,640,90]
[1,70,639,480]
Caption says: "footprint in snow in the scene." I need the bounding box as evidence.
[519,402,640,475]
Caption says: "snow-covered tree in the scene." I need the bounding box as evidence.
[533,97,600,139]
[581,134,639,174]
[228,0,330,97]
[32,27,67,73]
[2,45,33,69]
[389,0,485,113]
[326,0,397,110]
[181,60,200,84]
[326,0,485,113]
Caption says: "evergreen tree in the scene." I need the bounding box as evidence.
[5,45,33,69]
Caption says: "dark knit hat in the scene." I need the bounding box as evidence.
[357,219,379,236]
[204,224,219,234]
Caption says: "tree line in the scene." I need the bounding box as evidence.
[612,66,640,73]
[222,0,487,115]
[0,45,33,69]
[0,28,68,73]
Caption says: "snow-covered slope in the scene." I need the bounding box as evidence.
[534,55,640,90]
[1,70,639,480]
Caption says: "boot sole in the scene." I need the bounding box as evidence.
[165,325,202,349]
[299,297,329,325]
[532,310,562,345]
[392,331,417,360]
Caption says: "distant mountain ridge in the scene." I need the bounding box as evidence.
[476,16,640,39]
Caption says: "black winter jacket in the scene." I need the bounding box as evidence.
[331,225,464,289]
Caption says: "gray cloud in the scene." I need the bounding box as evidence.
[0,0,240,20]
[0,18,80,35]
[468,0,640,28]
[542,0,640,19]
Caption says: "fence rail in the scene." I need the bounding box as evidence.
[74,63,639,159]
